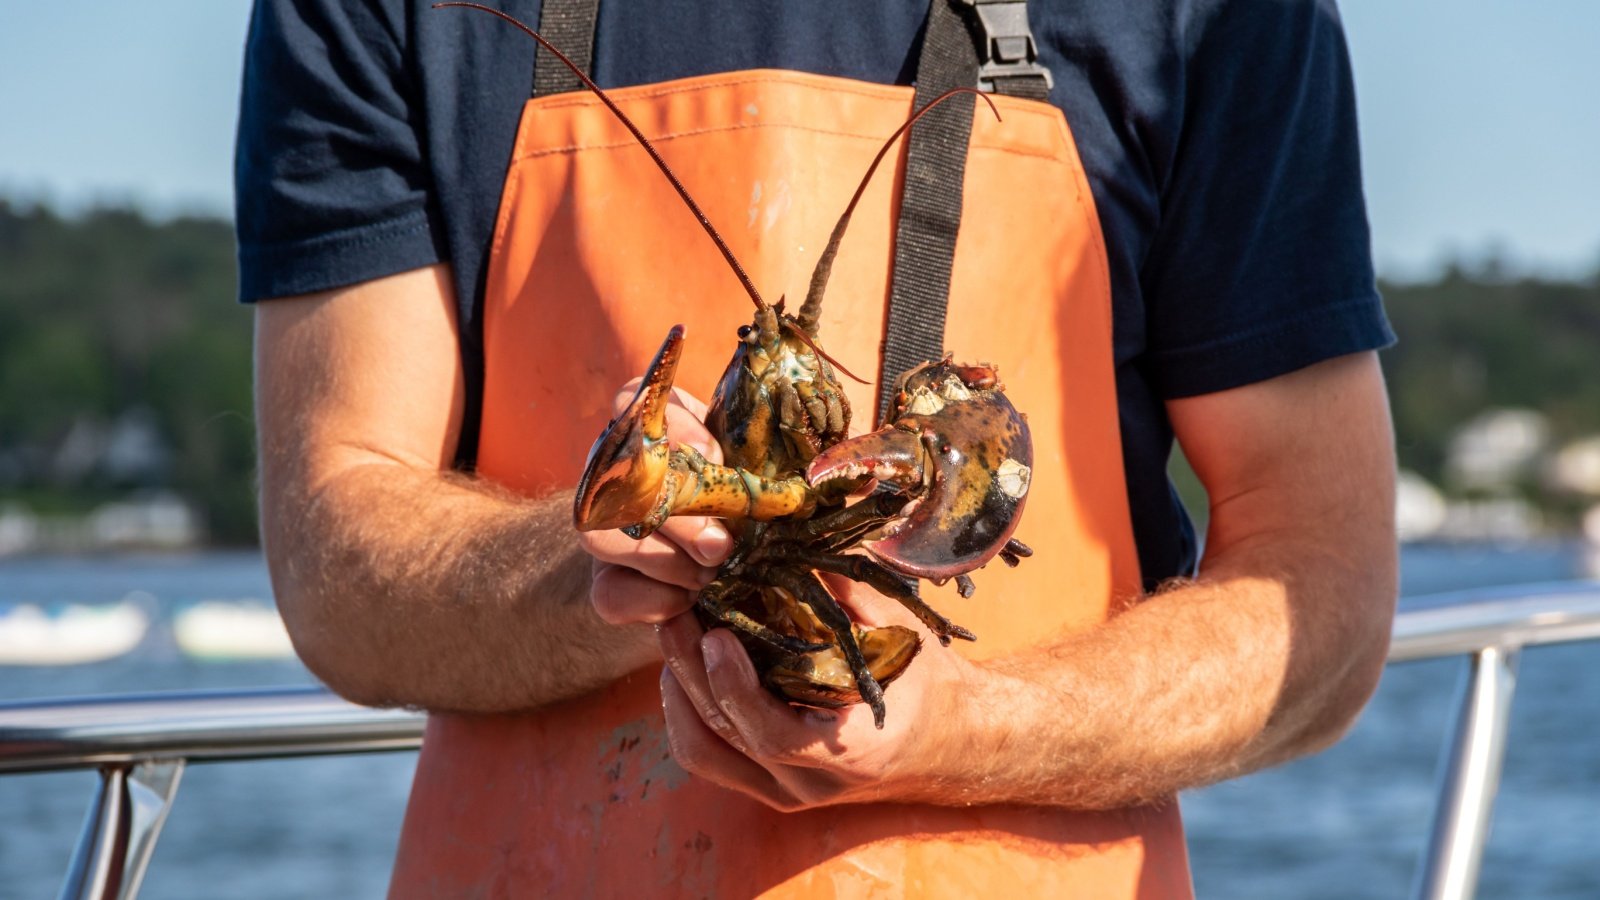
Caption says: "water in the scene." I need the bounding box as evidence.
[0,554,412,900]
[0,546,1595,898]
[1187,542,1599,900]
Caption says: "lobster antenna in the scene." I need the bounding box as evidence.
[433,3,767,311]
[795,87,1001,337]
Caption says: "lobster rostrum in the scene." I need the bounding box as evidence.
[439,3,1034,727]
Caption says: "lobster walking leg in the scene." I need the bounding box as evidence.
[697,578,832,654]
[780,493,903,546]
[768,566,889,727]
[800,553,978,646]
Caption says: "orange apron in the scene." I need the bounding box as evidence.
[391,69,1193,898]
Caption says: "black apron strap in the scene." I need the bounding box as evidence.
[878,0,979,423]
[877,0,1050,421]
[532,0,601,96]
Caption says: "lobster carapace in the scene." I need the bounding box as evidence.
[439,2,1034,727]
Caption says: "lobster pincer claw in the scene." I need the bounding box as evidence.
[574,325,685,534]
[575,325,819,538]
[807,360,1033,582]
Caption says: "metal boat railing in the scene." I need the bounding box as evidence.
[0,688,425,900]
[3,581,1599,900]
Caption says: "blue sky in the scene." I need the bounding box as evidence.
[1,1,1596,279]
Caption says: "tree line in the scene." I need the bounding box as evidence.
[2,199,1597,545]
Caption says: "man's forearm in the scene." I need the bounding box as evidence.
[918,534,1393,810]
[265,463,655,712]
[252,268,656,713]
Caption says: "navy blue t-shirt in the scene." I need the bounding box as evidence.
[235,0,1394,590]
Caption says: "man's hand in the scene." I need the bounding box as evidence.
[654,577,980,811]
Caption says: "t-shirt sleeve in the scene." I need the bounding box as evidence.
[234,0,444,302]
[1140,0,1394,398]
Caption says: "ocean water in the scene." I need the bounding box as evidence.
[1186,542,1599,900]
[0,545,1594,898]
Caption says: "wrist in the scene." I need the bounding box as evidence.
[884,653,1016,804]
[920,651,1076,807]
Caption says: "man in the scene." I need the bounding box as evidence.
[241,0,1396,894]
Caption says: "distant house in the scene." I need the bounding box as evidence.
[1546,436,1600,497]
[1446,408,1550,491]
[89,491,200,550]
[1396,470,1446,542]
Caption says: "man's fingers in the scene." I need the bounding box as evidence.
[590,565,696,625]
[580,528,711,591]
[699,629,829,765]
[659,668,798,810]
[651,395,731,566]
[665,402,724,464]
[655,515,733,568]
[669,386,711,422]
[656,613,724,727]
[661,616,845,768]
[658,614,787,762]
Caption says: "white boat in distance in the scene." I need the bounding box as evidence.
[0,599,149,666]
[172,600,295,662]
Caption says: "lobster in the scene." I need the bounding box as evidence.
[439,3,1034,728]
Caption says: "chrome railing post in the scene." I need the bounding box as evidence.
[118,760,185,899]
[1411,645,1520,900]
[59,765,125,900]
[57,759,185,900]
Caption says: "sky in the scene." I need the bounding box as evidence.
[1,1,1596,280]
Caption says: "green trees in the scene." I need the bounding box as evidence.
[3,199,1598,546]
[1382,267,1600,521]
[0,201,254,543]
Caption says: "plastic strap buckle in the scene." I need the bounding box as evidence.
[959,0,1054,92]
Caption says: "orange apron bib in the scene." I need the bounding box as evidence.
[391,69,1192,899]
